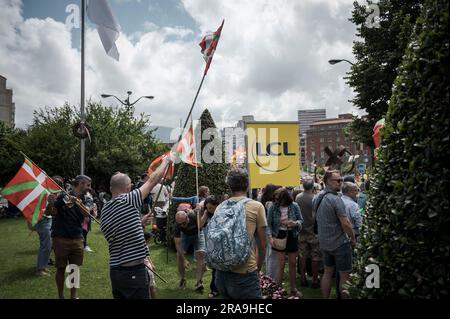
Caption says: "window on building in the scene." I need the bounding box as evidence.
[320,138,324,143]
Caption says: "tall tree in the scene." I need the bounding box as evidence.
[8,102,163,189]
[84,102,163,188]
[25,104,80,180]
[348,0,449,298]
[346,0,422,147]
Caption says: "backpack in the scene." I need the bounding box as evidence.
[205,198,252,271]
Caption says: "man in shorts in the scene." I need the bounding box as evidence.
[174,206,206,292]
[313,170,356,299]
[47,175,92,299]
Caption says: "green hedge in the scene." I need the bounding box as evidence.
[348,0,449,298]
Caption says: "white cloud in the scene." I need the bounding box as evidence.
[0,0,361,131]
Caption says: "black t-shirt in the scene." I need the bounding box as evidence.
[174,212,199,238]
[52,194,85,239]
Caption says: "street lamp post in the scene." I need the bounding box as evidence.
[328,59,355,66]
[328,57,376,168]
[101,91,154,107]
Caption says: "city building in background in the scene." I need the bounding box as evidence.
[297,109,326,168]
[0,75,15,127]
[305,113,371,171]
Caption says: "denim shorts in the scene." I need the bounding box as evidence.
[215,270,262,299]
[321,242,352,272]
[181,231,206,253]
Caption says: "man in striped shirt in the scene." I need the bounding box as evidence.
[101,156,172,299]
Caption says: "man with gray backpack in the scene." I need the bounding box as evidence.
[205,169,267,299]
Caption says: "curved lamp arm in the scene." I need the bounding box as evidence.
[130,96,154,106]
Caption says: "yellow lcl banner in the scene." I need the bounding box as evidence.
[245,122,301,189]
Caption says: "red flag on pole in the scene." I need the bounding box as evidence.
[147,151,175,180]
[199,19,224,75]
[0,159,61,226]
[172,124,199,167]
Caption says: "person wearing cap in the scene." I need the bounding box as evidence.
[47,174,93,299]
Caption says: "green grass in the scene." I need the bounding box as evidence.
[0,218,329,299]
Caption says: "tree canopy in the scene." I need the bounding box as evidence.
[345,0,423,147]
[0,102,166,189]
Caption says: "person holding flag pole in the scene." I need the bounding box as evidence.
[100,155,174,299]
[1,152,99,227]
[1,152,101,299]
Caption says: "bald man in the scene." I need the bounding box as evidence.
[101,156,173,299]
[174,207,206,291]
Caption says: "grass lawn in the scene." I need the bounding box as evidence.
[0,218,330,299]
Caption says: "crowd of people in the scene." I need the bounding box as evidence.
[30,153,368,299]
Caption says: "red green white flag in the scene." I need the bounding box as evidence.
[0,159,61,226]
[199,19,224,75]
[172,124,199,167]
[147,151,175,180]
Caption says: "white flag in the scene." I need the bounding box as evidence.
[87,0,120,61]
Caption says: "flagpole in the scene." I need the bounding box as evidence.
[149,20,224,208]
[149,73,206,215]
[166,195,171,264]
[80,0,86,175]
[149,20,224,247]
[144,263,167,283]
[182,74,206,133]
[192,115,201,236]
[19,151,100,225]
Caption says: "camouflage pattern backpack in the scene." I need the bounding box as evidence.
[205,198,252,271]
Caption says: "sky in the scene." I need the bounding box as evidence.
[0,0,362,130]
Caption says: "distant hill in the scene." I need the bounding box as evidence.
[149,126,176,144]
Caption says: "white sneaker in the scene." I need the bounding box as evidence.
[84,246,93,252]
